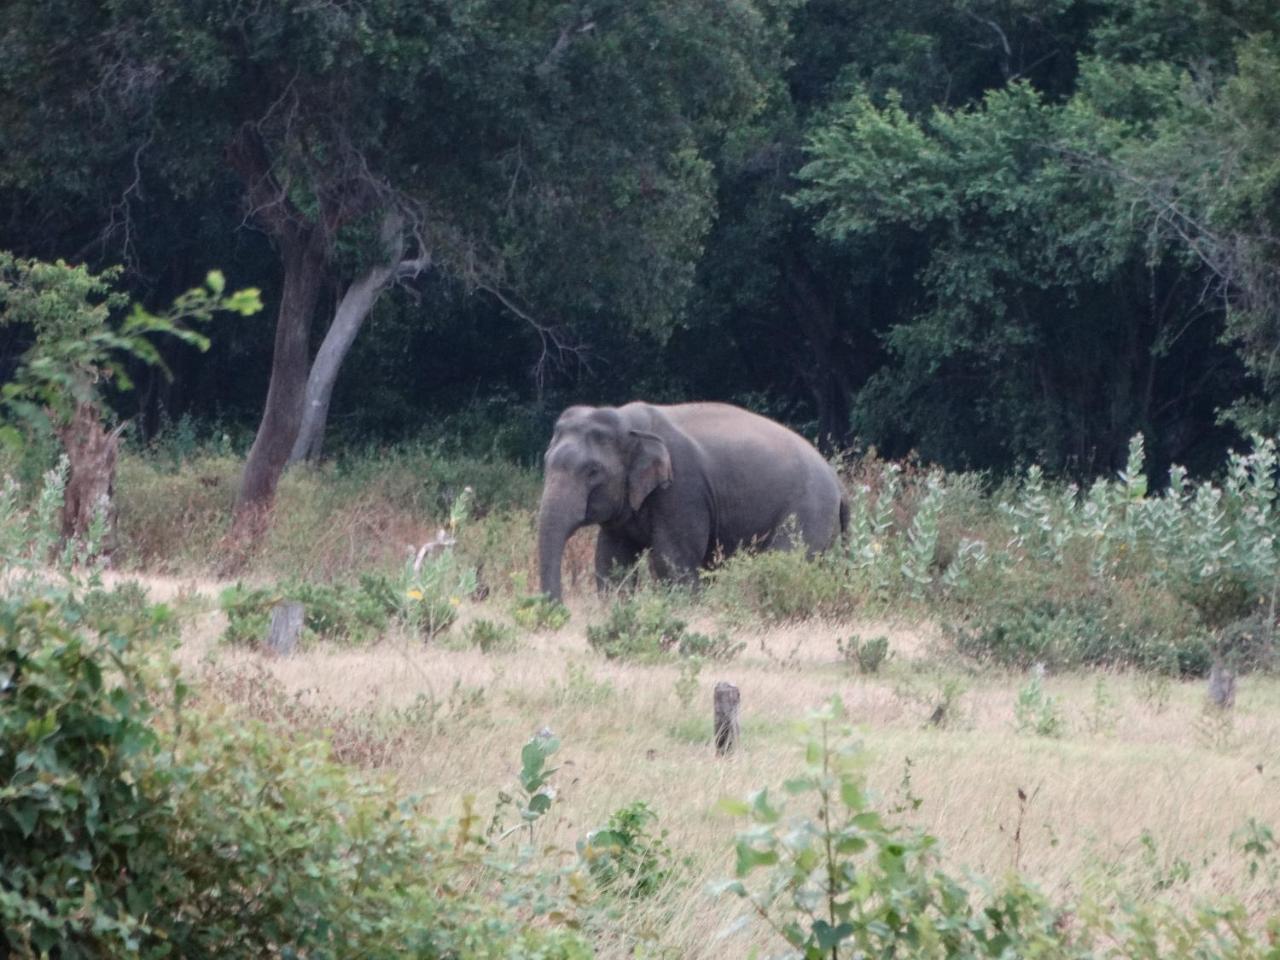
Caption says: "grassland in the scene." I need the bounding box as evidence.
[116,560,1280,959]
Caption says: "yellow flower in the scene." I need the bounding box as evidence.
[406,588,423,600]
[449,596,461,607]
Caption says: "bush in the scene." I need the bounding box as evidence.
[0,592,588,959]
[951,582,1212,675]
[512,594,571,632]
[705,547,854,623]
[464,618,520,653]
[579,802,683,900]
[586,591,739,663]
[837,634,891,674]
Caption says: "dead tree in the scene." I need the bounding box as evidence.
[55,402,128,554]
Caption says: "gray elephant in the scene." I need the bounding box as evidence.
[537,401,848,601]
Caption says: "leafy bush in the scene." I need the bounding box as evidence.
[218,582,277,646]
[511,593,571,631]
[705,547,854,623]
[0,592,587,959]
[717,696,1280,958]
[579,802,682,900]
[586,590,738,662]
[1013,672,1066,738]
[464,618,520,653]
[837,634,891,674]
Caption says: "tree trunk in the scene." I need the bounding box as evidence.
[56,402,127,554]
[784,256,853,452]
[288,214,409,465]
[233,231,328,518]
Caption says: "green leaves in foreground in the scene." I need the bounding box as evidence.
[715,696,1280,959]
[0,593,586,959]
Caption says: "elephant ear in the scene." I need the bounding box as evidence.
[627,430,672,512]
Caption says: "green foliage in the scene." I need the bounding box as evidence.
[464,618,520,654]
[512,594,572,632]
[1013,673,1066,738]
[586,590,739,663]
[492,732,562,845]
[217,574,404,647]
[717,695,1280,958]
[579,802,681,900]
[673,657,702,708]
[706,548,854,623]
[837,634,891,674]
[217,583,276,647]
[0,591,587,959]
[0,256,258,443]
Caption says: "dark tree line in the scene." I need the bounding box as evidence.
[2,0,1278,496]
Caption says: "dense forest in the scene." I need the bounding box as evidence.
[2,0,1278,490]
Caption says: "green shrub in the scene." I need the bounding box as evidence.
[837,634,891,674]
[586,590,738,662]
[465,618,520,653]
[675,629,745,661]
[512,593,571,632]
[1013,673,1066,738]
[218,582,277,646]
[579,802,682,900]
[705,548,854,623]
[0,592,587,959]
[952,583,1212,675]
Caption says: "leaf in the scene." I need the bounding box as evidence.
[841,780,866,809]
[735,843,779,875]
[783,777,816,794]
[206,270,226,295]
[813,920,854,950]
[717,796,751,817]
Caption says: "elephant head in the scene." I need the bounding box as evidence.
[537,406,672,601]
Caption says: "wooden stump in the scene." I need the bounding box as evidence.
[1207,662,1237,709]
[714,681,740,757]
[55,402,127,551]
[265,601,305,656]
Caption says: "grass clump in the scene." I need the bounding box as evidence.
[837,634,891,674]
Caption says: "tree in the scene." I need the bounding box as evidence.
[1,0,786,526]
[0,255,259,544]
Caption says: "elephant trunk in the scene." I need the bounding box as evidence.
[537,482,585,603]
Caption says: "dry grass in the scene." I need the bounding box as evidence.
[120,570,1280,959]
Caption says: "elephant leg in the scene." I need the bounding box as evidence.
[649,518,709,591]
[595,529,643,592]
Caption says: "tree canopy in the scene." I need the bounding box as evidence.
[2,0,1278,484]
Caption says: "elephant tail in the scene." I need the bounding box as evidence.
[838,495,850,539]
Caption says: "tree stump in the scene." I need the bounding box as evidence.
[1207,662,1237,709]
[55,402,127,552]
[714,681,740,756]
[265,601,305,656]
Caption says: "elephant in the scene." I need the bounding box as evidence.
[537,401,848,602]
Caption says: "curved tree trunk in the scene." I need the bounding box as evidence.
[288,214,409,465]
[233,232,328,518]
